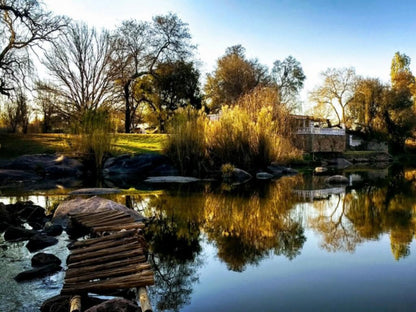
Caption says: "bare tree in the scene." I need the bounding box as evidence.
[112,13,195,133]
[309,67,357,128]
[0,0,67,96]
[43,22,115,119]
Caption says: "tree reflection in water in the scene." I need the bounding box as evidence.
[309,166,416,260]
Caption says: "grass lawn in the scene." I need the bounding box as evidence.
[0,133,167,159]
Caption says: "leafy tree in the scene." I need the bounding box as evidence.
[204,44,270,112]
[348,78,387,136]
[390,51,412,85]
[112,13,194,133]
[0,0,67,96]
[43,22,115,120]
[271,55,306,110]
[147,60,201,131]
[309,67,357,128]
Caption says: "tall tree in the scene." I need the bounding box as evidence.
[348,78,386,136]
[112,13,194,133]
[204,44,270,112]
[309,67,357,128]
[43,22,114,120]
[271,55,305,109]
[0,0,67,96]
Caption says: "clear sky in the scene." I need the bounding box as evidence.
[42,0,416,111]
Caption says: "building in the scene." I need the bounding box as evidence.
[291,115,346,153]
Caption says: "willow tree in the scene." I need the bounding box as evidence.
[112,13,195,133]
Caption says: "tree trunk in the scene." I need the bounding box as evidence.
[124,81,132,133]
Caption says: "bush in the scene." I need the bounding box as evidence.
[70,109,115,170]
[164,87,301,176]
[164,107,208,176]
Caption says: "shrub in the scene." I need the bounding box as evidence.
[164,107,208,176]
[70,109,115,170]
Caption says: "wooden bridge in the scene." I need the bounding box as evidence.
[61,209,154,312]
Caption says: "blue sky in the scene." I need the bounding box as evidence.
[43,0,416,111]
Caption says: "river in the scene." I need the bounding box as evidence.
[2,165,416,311]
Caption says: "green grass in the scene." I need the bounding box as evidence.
[112,134,167,155]
[0,133,167,159]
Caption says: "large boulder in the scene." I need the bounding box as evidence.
[52,196,144,227]
[85,298,140,312]
[103,153,177,177]
[256,172,274,180]
[2,154,83,177]
[0,169,42,186]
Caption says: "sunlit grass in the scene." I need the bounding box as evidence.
[0,133,167,159]
[113,134,167,155]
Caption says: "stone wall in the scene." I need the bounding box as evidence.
[294,134,346,153]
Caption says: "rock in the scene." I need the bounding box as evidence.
[327,158,353,169]
[4,225,37,241]
[10,201,46,223]
[0,203,14,232]
[267,165,298,176]
[43,223,63,236]
[41,295,104,312]
[31,252,62,267]
[53,196,144,227]
[103,153,175,177]
[69,188,121,195]
[0,169,42,186]
[144,176,200,183]
[85,298,140,312]
[223,168,252,185]
[26,233,58,252]
[14,263,61,282]
[325,175,349,184]
[256,172,274,180]
[2,154,83,177]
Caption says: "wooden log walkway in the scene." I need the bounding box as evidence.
[61,209,154,308]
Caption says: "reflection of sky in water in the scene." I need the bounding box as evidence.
[2,169,416,311]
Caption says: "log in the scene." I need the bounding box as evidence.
[61,272,155,294]
[70,295,81,312]
[92,222,145,232]
[68,229,138,249]
[70,236,139,256]
[64,263,152,284]
[68,249,145,268]
[64,256,146,278]
[67,241,142,263]
[138,287,152,312]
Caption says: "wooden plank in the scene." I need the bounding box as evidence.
[62,272,155,294]
[93,222,145,232]
[64,256,146,278]
[68,249,145,268]
[68,241,142,263]
[77,212,132,223]
[70,236,139,256]
[69,229,138,249]
[64,263,152,284]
